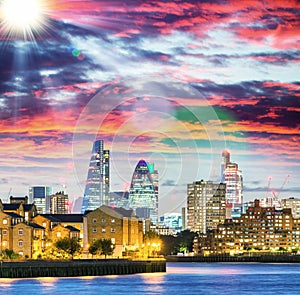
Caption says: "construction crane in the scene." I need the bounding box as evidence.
[271,174,290,207]
[266,176,272,197]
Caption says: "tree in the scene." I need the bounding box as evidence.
[100,239,115,258]
[89,239,114,258]
[55,237,81,259]
[89,239,102,257]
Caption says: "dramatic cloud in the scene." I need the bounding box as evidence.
[0,0,299,213]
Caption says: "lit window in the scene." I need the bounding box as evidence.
[111,238,115,244]
[2,241,7,247]
[57,232,61,237]
[3,219,7,225]
[102,228,106,233]
[42,222,46,228]
[18,229,23,236]
[18,240,23,247]
[111,219,115,223]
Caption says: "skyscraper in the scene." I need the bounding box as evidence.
[129,159,158,224]
[221,150,230,182]
[81,140,110,213]
[29,186,53,214]
[221,150,243,217]
[50,191,69,214]
[187,180,226,233]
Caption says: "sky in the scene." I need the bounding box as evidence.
[0,0,299,215]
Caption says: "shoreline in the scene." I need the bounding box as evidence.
[166,254,300,263]
[0,259,166,278]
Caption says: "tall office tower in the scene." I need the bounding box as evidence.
[81,140,110,213]
[50,192,69,214]
[29,186,53,214]
[223,162,243,217]
[129,159,158,224]
[221,150,230,182]
[187,180,226,233]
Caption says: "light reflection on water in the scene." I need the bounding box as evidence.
[0,263,299,295]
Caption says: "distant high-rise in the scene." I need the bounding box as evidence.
[221,150,230,182]
[50,192,69,214]
[29,186,53,214]
[129,159,158,224]
[187,180,226,233]
[81,140,110,213]
[221,150,243,217]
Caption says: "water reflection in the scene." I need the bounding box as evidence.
[139,272,166,293]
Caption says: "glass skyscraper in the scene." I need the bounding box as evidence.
[129,159,158,224]
[29,186,53,214]
[221,150,243,217]
[81,140,110,213]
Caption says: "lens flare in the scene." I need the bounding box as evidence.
[0,0,50,40]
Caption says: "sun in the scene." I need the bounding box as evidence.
[0,0,50,40]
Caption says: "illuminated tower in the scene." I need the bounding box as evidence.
[81,140,110,213]
[29,186,53,214]
[221,150,230,182]
[222,151,243,217]
[129,159,158,224]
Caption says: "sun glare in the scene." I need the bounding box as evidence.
[0,0,50,40]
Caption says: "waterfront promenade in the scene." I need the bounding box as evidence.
[0,259,166,278]
[166,253,300,263]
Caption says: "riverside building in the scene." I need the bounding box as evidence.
[187,180,226,233]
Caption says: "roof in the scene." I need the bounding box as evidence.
[41,214,83,223]
[98,205,135,218]
[23,204,36,211]
[2,203,21,211]
[28,222,45,230]
[65,225,80,232]
[4,212,23,219]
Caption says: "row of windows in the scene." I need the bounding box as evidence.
[92,218,115,224]
[92,228,115,233]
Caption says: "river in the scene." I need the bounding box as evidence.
[0,262,299,294]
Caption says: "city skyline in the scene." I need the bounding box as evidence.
[0,1,299,215]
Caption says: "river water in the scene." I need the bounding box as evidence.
[0,262,300,294]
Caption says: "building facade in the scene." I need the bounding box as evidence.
[50,192,69,214]
[220,150,243,217]
[83,205,143,257]
[81,140,110,213]
[187,180,226,233]
[129,159,158,224]
[194,199,300,255]
[29,186,53,214]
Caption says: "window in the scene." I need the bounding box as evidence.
[102,218,106,223]
[42,222,47,228]
[93,228,97,233]
[2,230,7,235]
[18,240,23,247]
[3,219,7,225]
[2,241,7,247]
[57,232,61,237]
[102,228,106,233]
[93,218,97,224]
[111,228,115,233]
[111,238,115,244]
[18,229,23,236]
[111,219,115,223]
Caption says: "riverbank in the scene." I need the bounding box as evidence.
[166,254,300,263]
[0,259,166,278]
